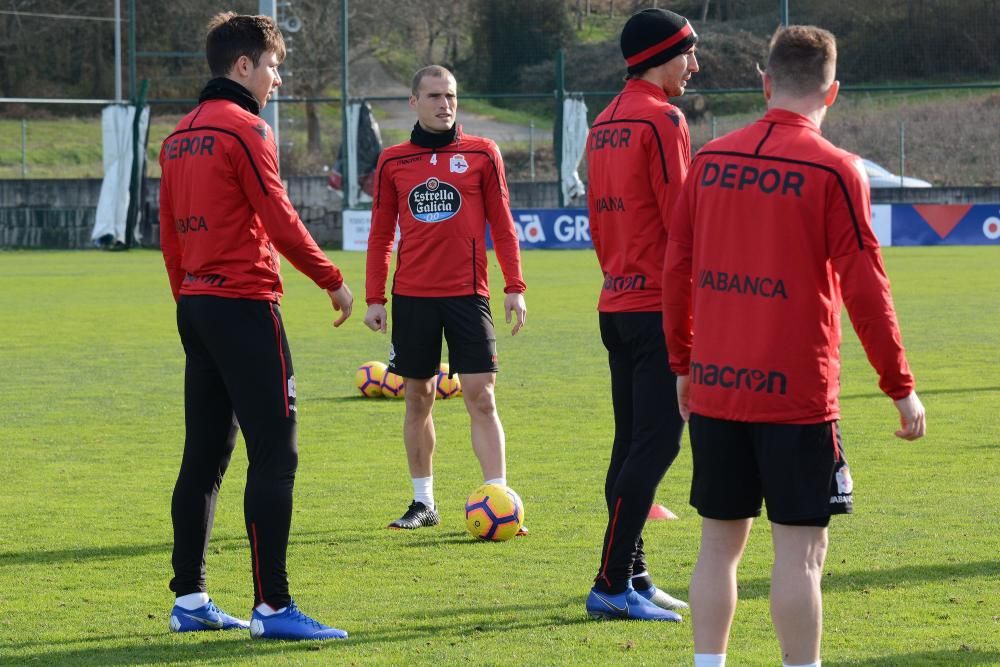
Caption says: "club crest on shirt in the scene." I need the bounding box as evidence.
[449,154,469,173]
[254,122,269,140]
[408,177,462,223]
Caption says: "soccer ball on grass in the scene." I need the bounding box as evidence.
[355,361,387,398]
[381,370,406,398]
[465,483,524,541]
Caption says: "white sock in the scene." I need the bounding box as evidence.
[174,592,210,610]
[694,654,726,667]
[484,477,506,487]
[412,476,434,507]
[255,603,287,616]
[783,663,820,667]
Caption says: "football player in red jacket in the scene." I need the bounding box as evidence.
[160,12,352,641]
[363,66,528,532]
[584,8,698,623]
[663,26,926,667]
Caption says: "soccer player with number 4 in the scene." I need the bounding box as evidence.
[364,66,528,533]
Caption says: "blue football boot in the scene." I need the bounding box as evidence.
[586,583,683,622]
[636,584,689,611]
[249,600,348,640]
[169,599,250,632]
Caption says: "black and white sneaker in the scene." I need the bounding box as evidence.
[388,500,440,529]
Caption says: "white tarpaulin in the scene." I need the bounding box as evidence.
[92,104,150,245]
[561,96,588,203]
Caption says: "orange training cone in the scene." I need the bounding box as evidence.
[648,504,678,520]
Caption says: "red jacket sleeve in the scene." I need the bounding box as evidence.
[587,177,604,264]
[158,165,183,301]
[235,128,343,291]
[662,166,696,375]
[828,158,914,399]
[482,141,526,294]
[366,153,398,305]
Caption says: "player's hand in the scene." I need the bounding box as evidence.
[504,292,527,336]
[676,375,691,422]
[893,391,926,440]
[327,283,353,327]
[364,303,388,333]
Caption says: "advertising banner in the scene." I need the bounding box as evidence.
[343,208,591,251]
[341,204,1000,250]
[891,204,1000,246]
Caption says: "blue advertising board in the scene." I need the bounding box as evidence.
[891,204,1000,246]
[344,205,1000,250]
[487,209,592,250]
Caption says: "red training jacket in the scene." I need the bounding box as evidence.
[365,127,525,304]
[663,108,914,424]
[160,98,343,303]
[587,78,691,312]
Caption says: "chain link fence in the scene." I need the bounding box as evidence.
[1,1,997,186]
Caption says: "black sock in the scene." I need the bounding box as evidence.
[631,572,653,591]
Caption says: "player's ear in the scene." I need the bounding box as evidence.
[761,70,773,101]
[408,95,417,112]
[824,80,840,107]
[232,54,252,78]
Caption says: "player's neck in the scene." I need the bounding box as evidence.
[767,97,828,129]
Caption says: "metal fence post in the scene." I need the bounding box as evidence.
[340,0,350,209]
[555,48,565,207]
[21,119,27,178]
[899,120,906,187]
[529,120,535,182]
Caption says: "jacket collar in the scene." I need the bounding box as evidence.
[761,107,821,133]
[410,122,461,149]
[198,77,260,116]
[624,77,669,102]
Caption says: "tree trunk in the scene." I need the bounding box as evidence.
[701,0,711,22]
[306,101,322,155]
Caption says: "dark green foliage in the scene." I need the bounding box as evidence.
[462,0,573,93]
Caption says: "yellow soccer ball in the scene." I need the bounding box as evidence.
[435,369,462,399]
[381,370,406,398]
[465,483,524,542]
[355,361,387,398]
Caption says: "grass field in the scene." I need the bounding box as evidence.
[0,247,998,666]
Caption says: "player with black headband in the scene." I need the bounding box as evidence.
[585,7,699,622]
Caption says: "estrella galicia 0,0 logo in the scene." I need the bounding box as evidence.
[408,177,462,223]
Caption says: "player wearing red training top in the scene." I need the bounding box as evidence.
[662,26,926,667]
[584,8,698,623]
[364,66,527,531]
[159,12,352,641]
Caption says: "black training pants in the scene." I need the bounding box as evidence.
[595,311,684,593]
[169,295,298,609]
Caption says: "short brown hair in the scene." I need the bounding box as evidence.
[765,25,836,96]
[206,12,286,77]
[411,65,455,97]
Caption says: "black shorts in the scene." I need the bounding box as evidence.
[389,294,498,379]
[689,414,853,526]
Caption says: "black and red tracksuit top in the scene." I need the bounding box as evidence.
[663,108,915,424]
[160,79,343,303]
[587,78,691,312]
[365,127,525,304]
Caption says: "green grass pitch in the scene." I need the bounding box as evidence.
[0,247,997,665]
